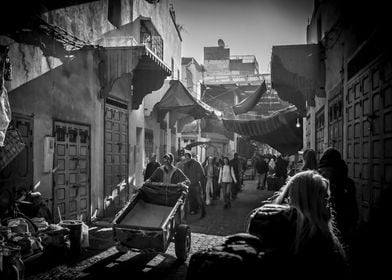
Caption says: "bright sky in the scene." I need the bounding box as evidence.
[171,0,314,73]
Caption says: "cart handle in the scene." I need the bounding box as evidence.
[143,182,181,187]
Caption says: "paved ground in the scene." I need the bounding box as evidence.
[24,179,274,280]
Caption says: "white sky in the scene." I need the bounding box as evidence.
[171,0,314,73]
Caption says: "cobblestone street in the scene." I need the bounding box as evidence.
[24,179,274,280]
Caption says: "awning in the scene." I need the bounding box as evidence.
[271,44,325,112]
[98,45,171,109]
[200,118,234,141]
[233,80,267,115]
[222,106,302,155]
[157,80,216,129]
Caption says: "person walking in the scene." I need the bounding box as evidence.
[255,155,269,190]
[218,157,237,209]
[203,156,218,205]
[144,153,160,181]
[183,152,206,218]
[230,153,242,199]
[146,153,189,185]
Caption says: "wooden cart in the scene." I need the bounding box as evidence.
[112,182,190,262]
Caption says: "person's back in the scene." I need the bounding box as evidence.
[318,147,359,245]
[183,153,206,218]
[248,171,349,280]
[274,156,288,179]
[302,149,318,171]
[183,158,204,185]
[255,158,268,174]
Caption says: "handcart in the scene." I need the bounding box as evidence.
[112,182,191,262]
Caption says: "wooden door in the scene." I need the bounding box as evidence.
[346,56,392,222]
[53,122,90,222]
[104,101,129,217]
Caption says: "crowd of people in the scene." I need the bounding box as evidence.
[162,146,359,280]
[143,146,361,278]
[143,151,249,219]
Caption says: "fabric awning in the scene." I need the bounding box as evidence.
[271,44,325,113]
[222,106,302,155]
[158,80,216,121]
[233,80,267,115]
[200,117,234,141]
[98,45,171,109]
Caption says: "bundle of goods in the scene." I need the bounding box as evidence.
[186,233,265,280]
[6,218,43,259]
[38,224,70,249]
[31,217,49,232]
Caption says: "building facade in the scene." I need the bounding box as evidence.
[0,0,182,220]
[305,0,391,224]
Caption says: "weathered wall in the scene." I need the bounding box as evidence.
[7,50,104,215]
[306,0,365,155]
[204,46,231,76]
[136,0,182,175]
[3,0,182,218]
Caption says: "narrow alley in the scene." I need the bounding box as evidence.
[1,1,391,279]
[23,179,273,280]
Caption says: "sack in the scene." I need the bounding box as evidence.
[186,233,264,280]
[247,204,295,251]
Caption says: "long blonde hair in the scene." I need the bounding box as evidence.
[274,170,344,254]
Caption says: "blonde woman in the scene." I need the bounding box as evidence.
[218,157,237,209]
[248,170,350,279]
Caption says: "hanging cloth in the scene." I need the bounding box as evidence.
[0,47,12,146]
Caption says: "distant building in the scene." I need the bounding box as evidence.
[202,40,288,157]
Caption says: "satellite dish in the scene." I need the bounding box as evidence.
[218,39,225,47]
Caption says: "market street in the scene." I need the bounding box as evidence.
[24,179,273,280]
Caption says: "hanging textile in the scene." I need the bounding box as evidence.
[0,46,12,146]
[232,80,267,115]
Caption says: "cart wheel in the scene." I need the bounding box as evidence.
[175,224,191,262]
